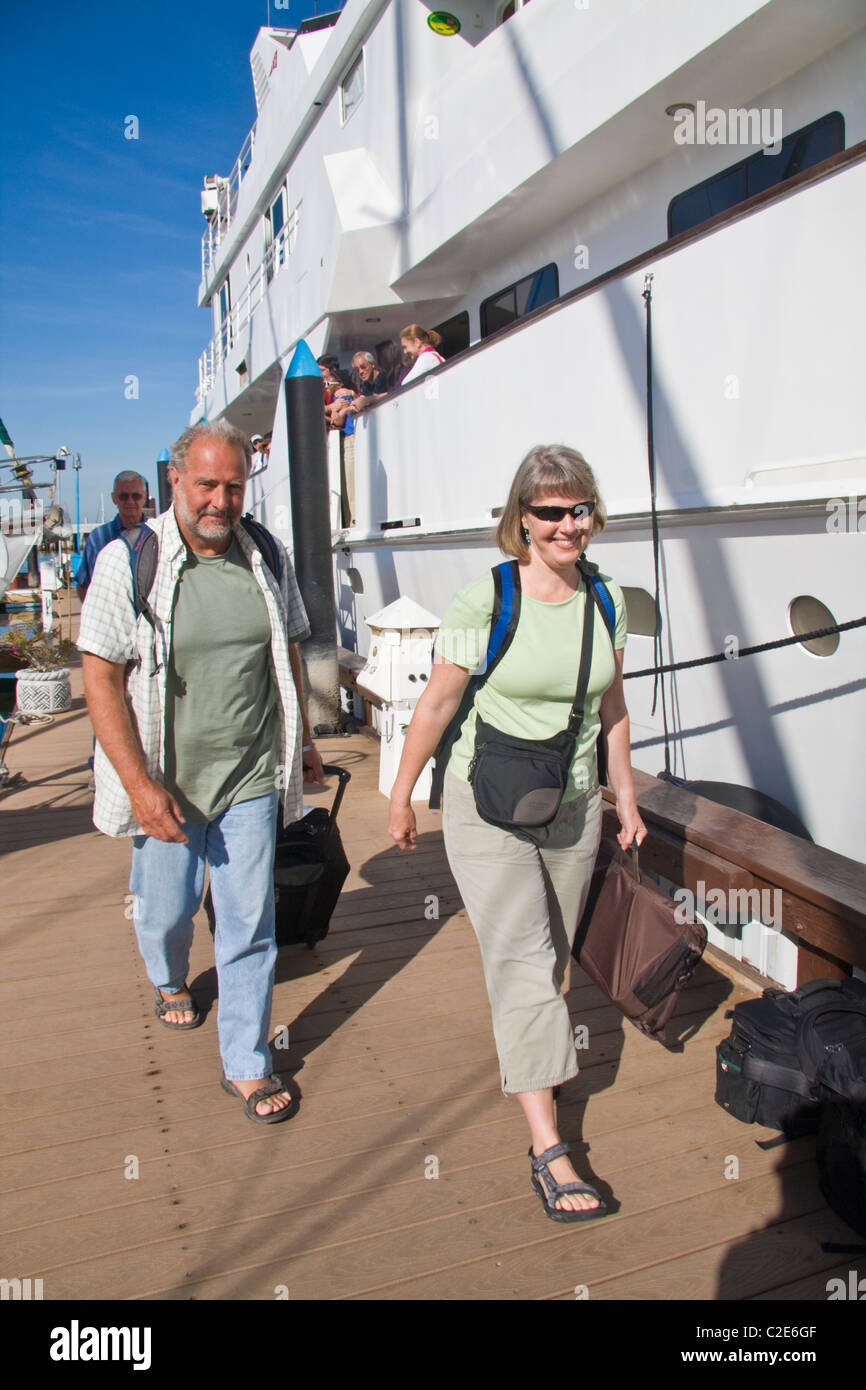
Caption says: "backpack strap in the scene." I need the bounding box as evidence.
[133,529,159,626]
[428,560,521,811]
[132,516,283,625]
[240,514,284,583]
[741,1053,816,1100]
[484,560,521,673]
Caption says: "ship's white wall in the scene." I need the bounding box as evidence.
[199,0,865,422]
[443,23,866,342]
[308,156,866,860]
[348,159,866,530]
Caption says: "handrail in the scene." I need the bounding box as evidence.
[200,123,259,282]
[360,137,866,410]
[197,212,297,401]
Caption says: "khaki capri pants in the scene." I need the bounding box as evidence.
[442,769,602,1094]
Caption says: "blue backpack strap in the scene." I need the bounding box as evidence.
[485,560,521,672]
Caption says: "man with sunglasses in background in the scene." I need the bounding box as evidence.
[76,470,150,601]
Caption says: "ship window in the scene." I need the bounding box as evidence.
[218,281,232,354]
[480,263,559,338]
[432,310,470,360]
[340,52,364,125]
[620,587,658,638]
[668,112,844,238]
[789,595,839,658]
[265,187,287,282]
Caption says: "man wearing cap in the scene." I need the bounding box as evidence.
[250,434,265,472]
[76,471,149,600]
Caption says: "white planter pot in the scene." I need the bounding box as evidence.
[15,667,72,715]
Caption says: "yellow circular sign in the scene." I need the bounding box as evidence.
[428,11,461,36]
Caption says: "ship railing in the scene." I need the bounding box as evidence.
[195,218,295,404]
[200,123,258,283]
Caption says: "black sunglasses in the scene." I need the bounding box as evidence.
[525,500,596,522]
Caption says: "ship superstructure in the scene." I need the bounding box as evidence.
[192,0,866,873]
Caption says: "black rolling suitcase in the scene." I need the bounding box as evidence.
[205,765,350,949]
[273,764,350,948]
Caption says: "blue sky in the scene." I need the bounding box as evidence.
[0,0,320,521]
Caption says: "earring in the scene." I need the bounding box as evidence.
[523,528,530,542]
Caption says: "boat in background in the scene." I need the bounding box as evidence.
[190,0,866,885]
[0,529,42,605]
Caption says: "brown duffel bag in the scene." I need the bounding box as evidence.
[572,840,707,1040]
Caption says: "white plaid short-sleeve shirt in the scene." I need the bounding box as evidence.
[78,507,310,837]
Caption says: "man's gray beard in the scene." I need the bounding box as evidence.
[193,516,231,540]
[175,495,232,543]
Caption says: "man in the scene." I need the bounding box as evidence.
[331,352,389,427]
[79,419,324,1123]
[352,352,387,397]
[76,471,149,600]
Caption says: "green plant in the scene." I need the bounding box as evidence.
[0,629,74,671]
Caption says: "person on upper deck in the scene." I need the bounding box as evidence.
[375,340,409,392]
[399,324,445,385]
[388,444,647,1223]
[330,352,388,427]
[317,355,352,399]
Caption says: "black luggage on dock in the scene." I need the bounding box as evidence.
[205,764,350,950]
[273,764,350,949]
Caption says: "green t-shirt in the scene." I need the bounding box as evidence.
[435,568,628,801]
[164,537,280,822]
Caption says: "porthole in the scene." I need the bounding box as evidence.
[789,595,839,657]
[620,586,658,638]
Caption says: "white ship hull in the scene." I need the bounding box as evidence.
[193,0,866,863]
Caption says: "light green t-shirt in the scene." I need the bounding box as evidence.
[435,568,628,801]
[164,538,280,822]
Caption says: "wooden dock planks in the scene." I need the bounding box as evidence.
[1,634,863,1302]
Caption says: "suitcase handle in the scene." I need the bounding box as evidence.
[318,763,351,829]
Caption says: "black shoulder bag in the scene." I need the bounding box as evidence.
[467,577,597,830]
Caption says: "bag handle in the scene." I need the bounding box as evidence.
[629,843,640,883]
[319,763,350,828]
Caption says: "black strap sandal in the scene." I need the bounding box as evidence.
[221,1074,293,1125]
[153,986,203,1030]
[529,1142,608,1224]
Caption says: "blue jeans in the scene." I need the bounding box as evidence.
[130,790,279,1081]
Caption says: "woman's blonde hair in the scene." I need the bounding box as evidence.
[495,444,607,561]
[400,323,442,349]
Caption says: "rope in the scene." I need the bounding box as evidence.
[642,273,671,773]
[624,616,866,680]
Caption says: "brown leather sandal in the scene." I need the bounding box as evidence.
[220,1074,293,1125]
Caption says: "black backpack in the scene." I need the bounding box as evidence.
[716,977,866,1240]
[131,513,283,624]
[716,977,866,1134]
[817,1101,866,1240]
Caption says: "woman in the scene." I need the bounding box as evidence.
[388,444,647,1222]
[399,324,445,384]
